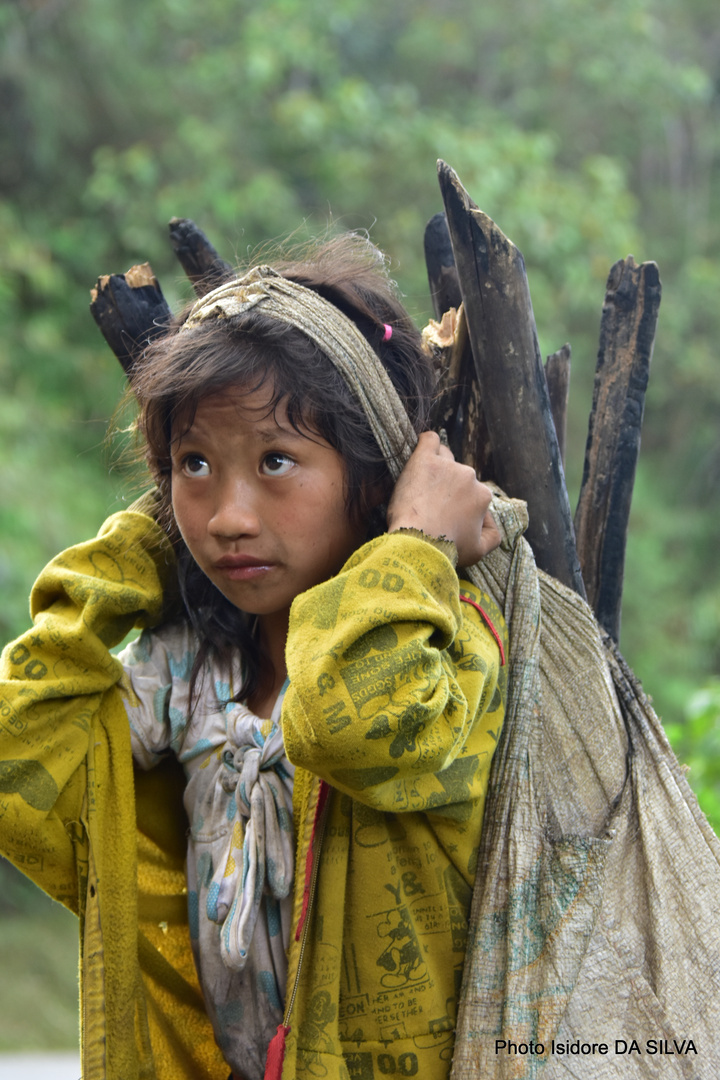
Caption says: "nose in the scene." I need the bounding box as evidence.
[208,478,262,540]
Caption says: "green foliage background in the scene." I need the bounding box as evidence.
[0,0,719,1049]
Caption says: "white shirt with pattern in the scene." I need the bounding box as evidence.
[119,621,294,1080]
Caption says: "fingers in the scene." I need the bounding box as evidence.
[387,431,500,563]
[415,429,454,460]
[475,511,502,560]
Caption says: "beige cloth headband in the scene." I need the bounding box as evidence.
[181,267,417,479]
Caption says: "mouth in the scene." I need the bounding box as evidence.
[213,555,275,581]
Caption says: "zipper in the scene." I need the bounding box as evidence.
[285,779,330,1022]
[263,779,330,1080]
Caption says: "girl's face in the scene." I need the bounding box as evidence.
[170,383,369,628]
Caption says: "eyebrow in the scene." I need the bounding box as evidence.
[174,418,311,447]
[255,425,308,444]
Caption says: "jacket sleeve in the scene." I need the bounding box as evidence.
[282,532,506,813]
[0,511,175,905]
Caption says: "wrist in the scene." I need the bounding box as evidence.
[387,526,458,568]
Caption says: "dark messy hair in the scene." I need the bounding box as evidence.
[131,233,435,704]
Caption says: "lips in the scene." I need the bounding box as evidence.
[213,554,275,581]
[215,555,268,569]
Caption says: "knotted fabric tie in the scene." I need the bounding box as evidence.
[207,693,295,971]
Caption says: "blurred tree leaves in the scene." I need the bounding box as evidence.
[0,0,718,815]
[667,680,720,830]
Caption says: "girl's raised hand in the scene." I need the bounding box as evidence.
[387,431,501,565]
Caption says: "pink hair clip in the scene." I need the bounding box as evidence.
[382,323,393,342]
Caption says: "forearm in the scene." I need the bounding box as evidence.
[282,532,503,811]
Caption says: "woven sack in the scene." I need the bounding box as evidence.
[452,494,720,1079]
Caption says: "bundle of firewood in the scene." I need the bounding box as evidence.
[90,161,661,644]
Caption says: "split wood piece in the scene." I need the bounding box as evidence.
[424,212,463,320]
[575,256,661,642]
[90,263,172,376]
[437,160,586,596]
[544,343,571,467]
[424,214,492,475]
[425,307,494,478]
[425,307,470,460]
[456,319,493,479]
[168,217,234,297]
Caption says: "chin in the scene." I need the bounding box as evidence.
[212,585,284,618]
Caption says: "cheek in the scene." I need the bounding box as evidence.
[310,485,351,532]
[171,487,199,544]
[170,486,184,529]
[285,491,352,554]
[323,499,368,559]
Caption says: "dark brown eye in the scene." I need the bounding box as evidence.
[181,453,211,477]
[261,453,294,476]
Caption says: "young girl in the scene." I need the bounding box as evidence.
[0,235,507,1080]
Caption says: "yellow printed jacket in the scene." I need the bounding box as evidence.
[0,512,506,1080]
